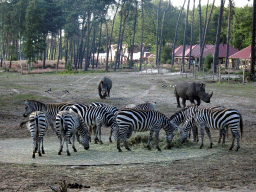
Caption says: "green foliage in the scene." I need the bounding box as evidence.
[160,45,172,64]
[203,53,213,70]
[23,0,46,63]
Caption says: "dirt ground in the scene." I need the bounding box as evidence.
[0,69,255,191]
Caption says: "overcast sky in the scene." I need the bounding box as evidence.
[170,0,253,9]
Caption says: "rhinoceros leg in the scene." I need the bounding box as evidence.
[176,96,181,108]
[195,98,201,106]
[182,98,187,108]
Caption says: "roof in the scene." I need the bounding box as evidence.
[174,44,214,57]
[194,44,239,58]
[229,46,251,59]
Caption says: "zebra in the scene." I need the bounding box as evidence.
[23,100,74,134]
[22,111,48,158]
[170,104,227,143]
[125,102,156,111]
[90,102,119,142]
[55,111,90,156]
[116,108,176,152]
[179,107,243,151]
[69,104,119,144]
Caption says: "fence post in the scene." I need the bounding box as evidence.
[243,66,245,84]
[219,65,221,83]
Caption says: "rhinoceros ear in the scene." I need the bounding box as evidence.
[209,92,213,98]
[200,83,205,88]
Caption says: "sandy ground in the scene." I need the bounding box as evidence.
[0,70,255,191]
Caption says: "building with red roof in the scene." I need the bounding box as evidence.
[229,46,251,69]
[173,44,239,65]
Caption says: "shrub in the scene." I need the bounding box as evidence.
[203,53,213,70]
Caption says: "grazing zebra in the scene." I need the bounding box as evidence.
[90,102,119,142]
[23,100,74,134]
[126,102,156,110]
[55,111,90,156]
[70,105,119,144]
[116,108,176,152]
[179,108,243,151]
[170,104,226,143]
[25,111,48,158]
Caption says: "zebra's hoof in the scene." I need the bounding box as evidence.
[235,146,240,151]
[58,152,61,155]
[73,148,77,152]
[126,147,131,151]
[209,143,213,148]
[118,148,122,152]
[109,139,112,143]
[42,150,45,154]
[67,152,71,156]
[32,154,35,158]
[39,152,42,156]
[99,141,103,144]
[156,146,161,152]
[199,145,203,149]
[147,145,151,150]
[229,146,233,150]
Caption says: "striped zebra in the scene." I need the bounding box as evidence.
[25,111,48,158]
[90,102,119,142]
[179,108,243,151]
[170,104,226,143]
[23,100,74,134]
[69,104,119,144]
[126,102,156,110]
[116,108,176,152]
[55,111,90,156]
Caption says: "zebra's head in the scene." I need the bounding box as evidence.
[80,134,90,150]
[179,119,192,143]
[23,100,43,117]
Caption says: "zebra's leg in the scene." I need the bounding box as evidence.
[32,138,37,158]
[117,138,122,152]
[205,128,213,148]
[200,127,205,149]
[147,130,154,150]
[218,129,223,144]
[41,137,45,154]
[58,136,63,155]
[192,125,199,142]
[154,130,161,152]
[235,132,240,151]
[65,136,71,156]
[109,128,113,143]
[229,132,236,151]
[38,137,42,156]
[72,134,77,152]
[97,125,103,144]
[222,127,227,144]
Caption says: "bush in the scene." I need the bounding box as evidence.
[203,53,213,70]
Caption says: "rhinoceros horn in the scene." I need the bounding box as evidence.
[209,92,213,98]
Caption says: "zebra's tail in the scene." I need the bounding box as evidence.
[240,113,243,140]
[18,120,29,129]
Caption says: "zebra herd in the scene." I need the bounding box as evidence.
[20,99,243,158]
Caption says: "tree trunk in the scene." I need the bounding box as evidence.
[171,0,186,66]
[155,0,161,68]
[213,0,224,73]
[188,0,195,69]
[130,0,138,69]
[57,29,62,70]
[198,0,203,70]
[182,0,190,73]
[225,0,232,68]
[251,0,256,81]
[199,0,215,68]
[96,20,103,69]
[139,0,144,71]
[85,10,91,71]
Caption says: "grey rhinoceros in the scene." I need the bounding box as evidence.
[174,82,213,108]
[98,76,112,99]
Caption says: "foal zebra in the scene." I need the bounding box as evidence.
[23,100,74,133]
[55,111,90,156]
[179,107,243,151]
[69,104,119,144]
[25,111,48,158]
[116,108,176,152]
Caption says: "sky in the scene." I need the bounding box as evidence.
[170,0,253,9]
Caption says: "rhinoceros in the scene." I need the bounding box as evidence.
[174,82,213,108]
[98,76,112,99]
